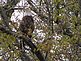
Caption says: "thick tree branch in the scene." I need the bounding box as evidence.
[0,25,46,61]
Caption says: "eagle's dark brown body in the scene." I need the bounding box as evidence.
[19,16,34,38]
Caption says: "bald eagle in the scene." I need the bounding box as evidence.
[19,15,34,38]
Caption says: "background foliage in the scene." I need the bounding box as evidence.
[0,0,81,61]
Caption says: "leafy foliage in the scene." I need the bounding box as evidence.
[0,0,81,61]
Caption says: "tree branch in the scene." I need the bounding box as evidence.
[0,0,20,32]
[0,25,46,61]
